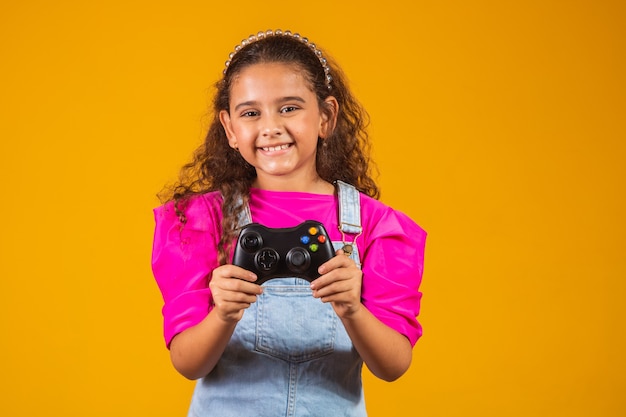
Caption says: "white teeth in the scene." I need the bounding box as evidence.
[262,144,290,152]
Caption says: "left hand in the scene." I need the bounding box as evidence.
[310,249,363,318]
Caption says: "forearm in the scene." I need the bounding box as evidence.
[169,309,237,380]
[340,305,412,382]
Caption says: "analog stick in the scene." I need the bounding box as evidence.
[241,232,262,252]
[287,248,310,273]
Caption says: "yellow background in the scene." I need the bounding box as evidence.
[1,1,624,416]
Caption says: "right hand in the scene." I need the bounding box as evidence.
[208,264,262,323]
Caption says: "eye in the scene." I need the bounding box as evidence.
[240,110,259,118]
[280,106,299,114]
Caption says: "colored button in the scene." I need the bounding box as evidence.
[317,235,327,243]
[308,226,318,235]
[300,235,311,244]
[309,243,319,252]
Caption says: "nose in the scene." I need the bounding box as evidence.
[261,114,283,137]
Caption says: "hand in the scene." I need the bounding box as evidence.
[310,249,363,318]
[208,264,262,323]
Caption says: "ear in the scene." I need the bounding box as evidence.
[319,96,339,139]
[219,110,238,149]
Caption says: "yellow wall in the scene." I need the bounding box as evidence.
[1,1,624,415]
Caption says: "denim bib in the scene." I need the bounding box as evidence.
[188,181,366,417]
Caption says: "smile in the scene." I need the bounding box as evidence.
[261,144,291,152]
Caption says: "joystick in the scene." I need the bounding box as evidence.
[232,220,335,285]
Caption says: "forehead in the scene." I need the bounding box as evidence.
[230,62,315,95]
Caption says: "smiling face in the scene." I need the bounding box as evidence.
[219,62,338,192]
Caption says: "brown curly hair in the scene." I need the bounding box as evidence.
[159,32,379,265]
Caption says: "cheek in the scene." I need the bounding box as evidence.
[300,117,322,136]
[232,125,254,140]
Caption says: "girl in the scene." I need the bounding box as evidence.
[151,29,426,416]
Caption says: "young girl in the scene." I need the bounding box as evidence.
[151,29,426,416]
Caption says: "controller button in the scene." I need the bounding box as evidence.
[308,226,318,236]
[241,232,263,252]
[317,235,327,244]
[290,251,306,267]
[309,243,319,252]
[256,249,279,271]
[300,235,310,244]
[287,248,311,273]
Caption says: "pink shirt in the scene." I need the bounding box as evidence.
[151,188,426,347]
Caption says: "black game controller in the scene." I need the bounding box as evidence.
[232,220,336,285]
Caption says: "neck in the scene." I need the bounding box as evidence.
[253,174,335,195]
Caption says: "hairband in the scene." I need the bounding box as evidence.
[223,29,332,90]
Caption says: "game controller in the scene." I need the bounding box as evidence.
[232,220,336,285]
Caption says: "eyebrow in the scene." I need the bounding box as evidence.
[233,96,307,111]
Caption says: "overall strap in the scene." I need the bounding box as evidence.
[334,181,362,262]
[334,180,362,235]
[235,196,252,228]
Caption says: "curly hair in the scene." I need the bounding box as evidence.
[159,32,379,265]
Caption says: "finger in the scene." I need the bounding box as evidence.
[220,264,259,282]
[312,265,361,291]
[211,285,261,312]
[317,252,353,275]
[212,301,253,322]
[312,279,356,298]
[215,278,263,296]
[317,290,361,308]
[215,290,260,305]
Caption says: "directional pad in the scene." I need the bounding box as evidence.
[256,249,279,271]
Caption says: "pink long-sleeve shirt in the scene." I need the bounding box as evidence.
[151,188,426,347]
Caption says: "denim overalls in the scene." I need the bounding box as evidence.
[187,181,367,417]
